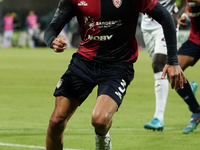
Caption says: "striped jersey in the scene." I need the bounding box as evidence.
[47,0,157,63]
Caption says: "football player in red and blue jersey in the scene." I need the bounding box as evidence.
[177,0,200,134]
[44,0,186,149]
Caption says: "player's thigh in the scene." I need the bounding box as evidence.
[177,40,200,70]
[178,55,195,71]
[97,63,134,107]
[54,73,96,105]
[142,31,155,59]
[51,96,80,122]
[153,28,167,56]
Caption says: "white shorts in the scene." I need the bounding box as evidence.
[142,27,167,60]
[142,27,179,60]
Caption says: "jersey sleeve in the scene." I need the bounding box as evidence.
[44,0,76,48]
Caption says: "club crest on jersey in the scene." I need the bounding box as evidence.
[113,0,122,8]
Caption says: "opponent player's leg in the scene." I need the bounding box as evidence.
[46,96,80,150]
[144,54,168,131]
[177,55,200,134]
[178,54,198,95]
[176,40,200,134]
[143,28,168,131]
[92,95,118,150]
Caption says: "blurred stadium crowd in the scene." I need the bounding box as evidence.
[0,10,81,49]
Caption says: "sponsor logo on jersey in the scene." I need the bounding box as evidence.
[96,20,121,26]
[78,1,88,6]
[88,35,113,41]
[113,0,122,8]
[83,16,122,30]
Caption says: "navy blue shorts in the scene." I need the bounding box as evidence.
[177,40,200,65]
[54,53,134,107]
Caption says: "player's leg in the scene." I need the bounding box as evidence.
[3,31,8,48]
[144,53,168,131]
[143,28,168,131]
[176,40,200,134]
[92,63,134,150]
[92,95,118,150]
[46,53,97,149]
[28,28,35,48]
[92,95,118,135]
[177,54,198,95]
[46,96,80,150]
[152,54,168,121]
[9,30,13,47]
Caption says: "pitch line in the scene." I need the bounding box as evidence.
[0,142,89,150]
[0,127,181,133]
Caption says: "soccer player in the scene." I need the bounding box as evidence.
[43,0,186,149]
[2,12,14,48]
[177,0,200,134]
[26,10,38,48]
[141,0,187,131]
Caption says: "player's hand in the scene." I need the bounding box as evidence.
[161,64,187,90]
[52,35,68,53]
[178,16,187,28]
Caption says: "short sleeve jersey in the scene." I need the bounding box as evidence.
[51,0,157,63]
[187,0,200,45]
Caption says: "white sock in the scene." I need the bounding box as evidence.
[153,72,169,122]
[95,131,111,150]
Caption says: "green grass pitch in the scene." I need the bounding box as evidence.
[0,47,199,150]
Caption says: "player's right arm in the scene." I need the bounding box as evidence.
[43,0,75,52]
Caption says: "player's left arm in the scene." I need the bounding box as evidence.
[146,2,186,90]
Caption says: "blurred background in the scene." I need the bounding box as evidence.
[0,0,81,48]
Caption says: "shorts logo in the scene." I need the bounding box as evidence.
[113,0,122,8]
[115,79,126,99]
[56,79,63,89]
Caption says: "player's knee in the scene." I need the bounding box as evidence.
[91,113,109,129]
[49,116,66,131]
[152,61,165,73]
